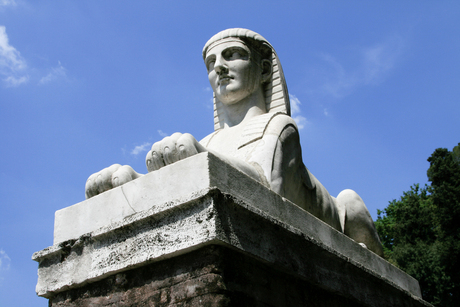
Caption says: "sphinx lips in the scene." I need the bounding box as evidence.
[218,76,233,85]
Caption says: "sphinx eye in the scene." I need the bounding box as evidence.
[224,48,248,60]
[205,56,215,72]
[231,51,242,59]
[207,61,215,72]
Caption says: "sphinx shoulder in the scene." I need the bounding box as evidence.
[263,113,299,137]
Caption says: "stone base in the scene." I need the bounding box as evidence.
[49,245,368,307]
[33,153,431,306]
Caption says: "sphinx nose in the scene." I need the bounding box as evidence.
[214,58,228,75]
[214,64,228,75]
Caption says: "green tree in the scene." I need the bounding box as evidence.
[375,143,460,306]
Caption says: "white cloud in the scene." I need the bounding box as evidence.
[0,25,28,87]
[361,36,403,84]
[205,96,213,109]
[157,130,168,137]
[292,115,307,130]
[290,94,301,115]
[131,142,151,155]
[289,94,308,130]
[4,74,28,86]
[39,61,67,84]
[0,249,11,284]
[0,0,17,7]
[311,35,404,99]
[0,249,11,271]
[0,26,66,87]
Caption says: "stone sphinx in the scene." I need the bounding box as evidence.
[85,28,383,256]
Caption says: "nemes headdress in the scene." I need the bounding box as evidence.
[203,28,291,131]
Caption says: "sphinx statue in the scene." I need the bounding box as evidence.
[85,28,384,256]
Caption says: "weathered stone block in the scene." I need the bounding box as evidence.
[33,153,431,306]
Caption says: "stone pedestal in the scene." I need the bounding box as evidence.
[33,153,431,306]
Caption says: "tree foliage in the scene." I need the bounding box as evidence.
[375,143,460,306]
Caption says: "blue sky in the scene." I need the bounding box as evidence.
[1,1,459,305]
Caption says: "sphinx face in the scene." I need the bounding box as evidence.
[205,40,262,106]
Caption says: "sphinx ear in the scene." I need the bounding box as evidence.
[261,59,272,83]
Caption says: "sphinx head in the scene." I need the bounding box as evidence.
[203,28,291,130]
